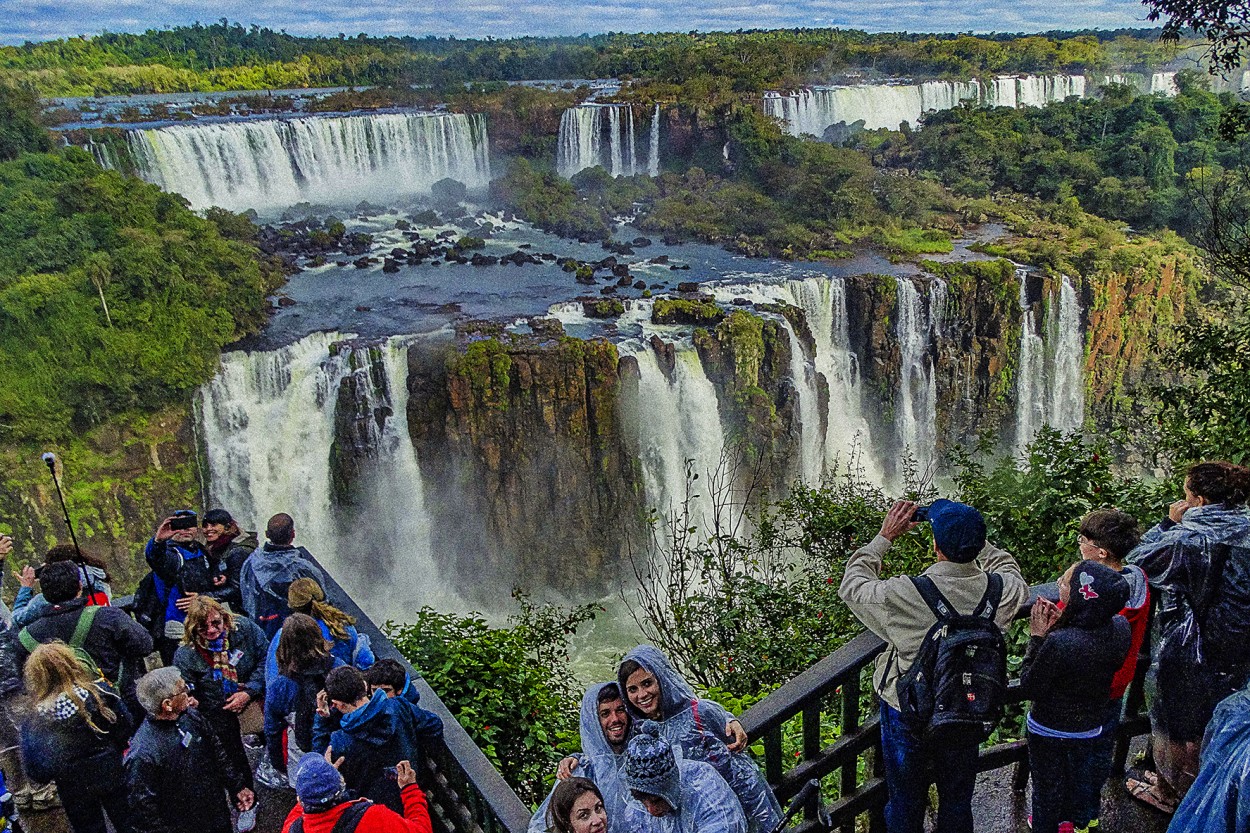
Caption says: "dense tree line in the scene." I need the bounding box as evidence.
[0,87,284,443]
[0,22,1181,96]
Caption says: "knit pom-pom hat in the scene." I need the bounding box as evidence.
[624,721,681,810]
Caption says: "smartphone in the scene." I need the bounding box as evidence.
[170,513,199,531]
[911,505,930,523]
[384,766,399,781]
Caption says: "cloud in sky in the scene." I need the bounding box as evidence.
[0,0,1156,46]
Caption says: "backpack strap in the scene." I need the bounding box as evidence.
[331,800,373,833]
[18,626,39,654]
[910,576,957,622]
[973,573,1004,621]
[70,605,99,650]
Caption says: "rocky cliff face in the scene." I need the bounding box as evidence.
[0,408,199,596]
[406,322,644,599]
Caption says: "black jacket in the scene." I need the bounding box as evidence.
[17,598,154,689]
[125,708,248,833]
[20,683,132,785]
[1021,562,1132,734]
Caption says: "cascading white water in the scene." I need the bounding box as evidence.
[894,278,937,472]
[1151,72,1179,95]
[557,104,643,178]
[1015,273,1086,454]
[648,104,661,178]
[1046,276,1086,433]
[765,74,1088,137]
[113,112,492,213]
[196,332,448,618]
[620,340,726,527]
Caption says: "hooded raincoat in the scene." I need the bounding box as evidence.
[618,647,780,833]
[621,758,747,833]
[318,689,435,812]
[1168,686,1250,833]
[1131,504,1250,742]
[529,683,633,833]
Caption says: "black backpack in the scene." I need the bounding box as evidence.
[896,573,1008,742]
[290,799,372,833]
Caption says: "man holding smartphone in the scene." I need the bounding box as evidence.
[144,510,231,664]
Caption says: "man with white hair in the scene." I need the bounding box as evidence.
[125,667,256,833]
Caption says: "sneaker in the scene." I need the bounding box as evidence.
[1058,823,1075,833]
[242,733,264,749]
[30,782,60,811]
[237,806,257,832]
[254,756,289,790]
[1075,820,1101,832]
[12,786,33,809]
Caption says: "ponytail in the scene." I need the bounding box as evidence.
[1186,461,1250,508]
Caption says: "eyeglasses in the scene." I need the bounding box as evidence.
[206,619,225,628]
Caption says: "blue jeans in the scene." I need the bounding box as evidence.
[1028,731,1102,832]
[879,702,979,833]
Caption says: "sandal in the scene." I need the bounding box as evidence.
[1125,776,1178,815]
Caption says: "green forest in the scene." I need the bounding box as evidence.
[2,22,1182,96]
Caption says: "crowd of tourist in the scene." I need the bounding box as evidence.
[0,509,442,833]
[0,458,1248,833]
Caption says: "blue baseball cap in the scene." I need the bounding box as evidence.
[927,499,986,563]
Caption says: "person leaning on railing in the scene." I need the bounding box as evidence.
[838,499,1029,833]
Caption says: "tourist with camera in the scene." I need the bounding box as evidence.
[201,508,259,612]
[144,509,234,664]
[11,543,112,628]
[282,752,432,833]
[838,499,1028,833]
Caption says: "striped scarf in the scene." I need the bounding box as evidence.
[196,633,239,695]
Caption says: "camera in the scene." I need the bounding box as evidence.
[911,505,931,523]
[170,512,199,531]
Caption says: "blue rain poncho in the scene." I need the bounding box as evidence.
[1168,687,1250,833]
[622,759,747,833]
[618,646,781,833]
[530,683,634,833]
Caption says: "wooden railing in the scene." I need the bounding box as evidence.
[738,584,1156,833]
[312,560,533,833]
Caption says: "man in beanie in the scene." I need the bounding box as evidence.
[201,508,258,612]
[621,723,746,833]
[282,752,432,833]
[839,499,1028,833]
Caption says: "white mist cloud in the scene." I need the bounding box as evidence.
[0,0,1154,46]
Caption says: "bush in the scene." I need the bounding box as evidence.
[385,590,597,803]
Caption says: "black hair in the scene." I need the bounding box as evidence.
[40,561,82,604]
[596,682,623,706]
[202,508,235,527]
[325,665,368,705]
[1187,461,1250,508]
[548,778,603,833]
[363,659,408,692]
[1079,509,1141,562]
[266,512,295,545]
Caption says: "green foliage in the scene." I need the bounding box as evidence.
[0,145,283,443]
[875,226,954,255]
[489,158,610,241]
[1153,305,1250,465]
[385,590,597,803]
[651,298,725,326]
[0,85,52,160]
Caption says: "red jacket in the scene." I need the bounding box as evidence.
[282,784,433,833]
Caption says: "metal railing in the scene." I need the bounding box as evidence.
[738,585,1156,833]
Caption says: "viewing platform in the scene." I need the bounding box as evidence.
[16,569,1173,833]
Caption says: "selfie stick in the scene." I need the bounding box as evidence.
[42,452,100,598]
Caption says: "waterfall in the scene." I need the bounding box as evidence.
[1046,276,1086,433]
[648,104,661,178]
[1015,273,1086,454]
[110,112,492,213]
[709,276,882,484]
[895,278,937,472]
[765,74,1089,137]
[557,104,643,178]
[620,340,726,528]
[196,332,448,617]
[1151,72,1179,95]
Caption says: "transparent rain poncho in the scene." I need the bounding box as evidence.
[617,646,781,833]
[1168,686,1250,833]
[530,682,634,833]
[622,759,748,833]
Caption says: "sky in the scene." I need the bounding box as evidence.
[0,0,1157,47]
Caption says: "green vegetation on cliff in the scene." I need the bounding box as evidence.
[0,87,285,444]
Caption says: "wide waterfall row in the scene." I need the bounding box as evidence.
[556,103,660,178]
[1014,273,1087,454]
[764,74,1090,137]
[111,112,492,213]
[196,333,447,618]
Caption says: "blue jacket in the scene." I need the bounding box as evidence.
[1168,686,1250,833]
[316,690,442,812]
[239,543,325,640]
[318,619,375,670]
[263,626,343,770]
